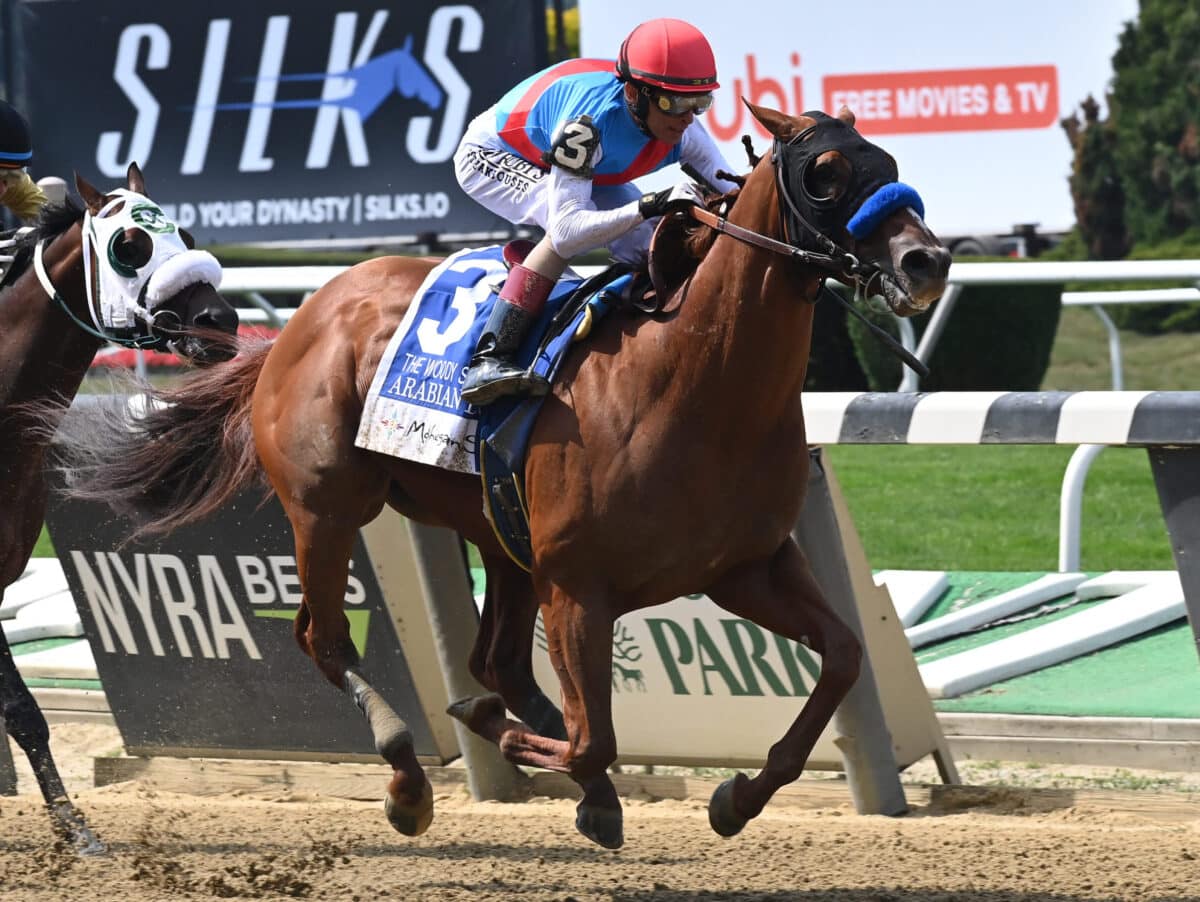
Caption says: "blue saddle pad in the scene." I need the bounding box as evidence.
[476,272,630,572]
[356,244,628,570]
[356,245,623,471]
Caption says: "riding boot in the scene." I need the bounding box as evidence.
[462,262,554,405]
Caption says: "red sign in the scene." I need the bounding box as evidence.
[824,65,1058,135]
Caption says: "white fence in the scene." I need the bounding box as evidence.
[203,259,1200,572]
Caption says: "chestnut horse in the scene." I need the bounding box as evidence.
[1,163,238,854]
[51,104,948,849]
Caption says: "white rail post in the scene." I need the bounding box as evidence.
[1088,305,1124,390]
[792,447,909,815]
[1058,444,1106,572]
[905,283,962,392]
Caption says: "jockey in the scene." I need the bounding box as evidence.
[454,17,740,405]
[0,99,46,222]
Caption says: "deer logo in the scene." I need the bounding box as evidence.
[611,621,646,693]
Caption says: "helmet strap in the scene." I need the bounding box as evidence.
[623,83,655,138]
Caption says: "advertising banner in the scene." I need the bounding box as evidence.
[44,484,442,760]
[6,0,545,243]
[579,0,1138,239]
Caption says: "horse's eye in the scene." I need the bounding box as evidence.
[110,229,154,273]
[804,153,851,203]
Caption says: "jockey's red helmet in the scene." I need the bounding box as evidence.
[616,18,719,94]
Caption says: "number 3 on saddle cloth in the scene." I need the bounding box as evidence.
[354,244,631,571]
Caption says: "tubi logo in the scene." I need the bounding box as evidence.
[706,52,805,144]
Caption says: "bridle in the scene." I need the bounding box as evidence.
[679,118,931,376]
[32,235,177,350]
[26,191,222,353]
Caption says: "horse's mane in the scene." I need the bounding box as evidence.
[647,144,759,296]
[648,188,740,296]
[0,197,84,291]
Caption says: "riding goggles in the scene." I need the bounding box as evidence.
[653,90,714,116]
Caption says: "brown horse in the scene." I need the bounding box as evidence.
[51,104,948,849]
[1,163,238,854]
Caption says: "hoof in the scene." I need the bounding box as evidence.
[446,693,505,733]
[708,774,750,838]
[576,802,624,849]
[385,780,434,837]
[49,802,107,856]
[73,829,107,857]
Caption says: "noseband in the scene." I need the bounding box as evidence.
[32,235,174,350]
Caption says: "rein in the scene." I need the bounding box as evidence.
[680,153,930,379]
[32,236,169,350]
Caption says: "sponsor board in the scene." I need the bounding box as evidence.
[44,484,440,759]
[532,596,833,766]
[580,0,1138,238]
[8,0,546,242]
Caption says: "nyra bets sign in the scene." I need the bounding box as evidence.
[44,483,437,758]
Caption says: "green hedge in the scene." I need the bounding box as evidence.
[1091,230,1200,334]
[807,260,1063,391]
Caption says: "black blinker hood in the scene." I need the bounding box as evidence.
[776,111,899,241]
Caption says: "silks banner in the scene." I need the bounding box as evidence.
[3,0,547,243]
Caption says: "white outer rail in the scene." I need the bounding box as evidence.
[216,259,1200,293]
[213,260,1200,575]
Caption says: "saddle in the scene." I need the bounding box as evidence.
[476,242,646,570]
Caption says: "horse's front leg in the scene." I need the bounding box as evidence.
[1,491,105,856]
[1,620,105,854]
[450,585,622,849]
[287,509,432,837]
[703,537,862,837]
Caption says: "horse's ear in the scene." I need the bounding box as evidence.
[836,105,857,127]
[126,162,146,195]
[742,98,808,142]
[74,171,105,213]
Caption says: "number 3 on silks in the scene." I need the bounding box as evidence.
[415,259,508,357]
[544,115,599,177]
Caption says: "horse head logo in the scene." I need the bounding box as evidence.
[207,35,444,122]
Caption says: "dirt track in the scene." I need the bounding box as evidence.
[4,724,1200,901]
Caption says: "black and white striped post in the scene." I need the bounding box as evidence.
[804,390,1200,661]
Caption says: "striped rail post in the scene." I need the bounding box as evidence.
[803,390,1200,663]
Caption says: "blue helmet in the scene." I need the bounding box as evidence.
[0,100,32,170]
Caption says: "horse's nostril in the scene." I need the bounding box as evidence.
[902,247,952,282]
[194,305,240,334]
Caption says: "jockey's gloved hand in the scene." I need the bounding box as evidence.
[638,180,704,219]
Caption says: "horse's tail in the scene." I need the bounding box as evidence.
[53,337,274,538]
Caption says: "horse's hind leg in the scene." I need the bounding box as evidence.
[450,586,623,849]
[461,551,566,739]
[287,507,432,837]
[0,630,104,854]
[703,537,862,837]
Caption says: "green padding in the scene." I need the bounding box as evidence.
[935,622,1200,718]
[914,572,1200,718]
[11,638,104,691]
[22,678,105,691]
[913,572,1108,665]
[10,636,78,655]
